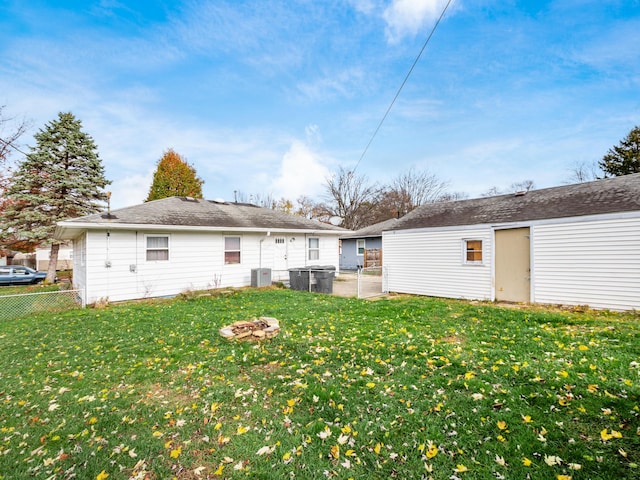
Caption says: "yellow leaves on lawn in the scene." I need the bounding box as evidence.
[96,471,109,480]
[330,444,340,459]
[600,429,623,441]
[213,463,224,476]
[236,425,249,435]
[425,441,438,459]
[170,445,181,458]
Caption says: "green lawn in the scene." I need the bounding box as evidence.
[0,288,638,479]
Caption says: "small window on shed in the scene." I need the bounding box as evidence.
[464,240,483,264]
[356,239,365,256]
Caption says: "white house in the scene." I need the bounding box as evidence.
[54,197,346,305]
[383,173,640,311]
[36,242,73,271]
[339,218,398,270]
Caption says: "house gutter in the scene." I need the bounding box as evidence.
[54,222,343,240]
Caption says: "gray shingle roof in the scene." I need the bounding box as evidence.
[58,196,346,232]
[340,218,399,239]
[389,173,640,231]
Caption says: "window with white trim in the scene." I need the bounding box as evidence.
[356,239,365,256]
[224,236,241,264]
[464,239,483,264]
[308,237,319,261]
[146,235,169,261]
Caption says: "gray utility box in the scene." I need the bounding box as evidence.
[251,268,272,287]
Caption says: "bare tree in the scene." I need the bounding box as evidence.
[566,160,600,183]
[295,195,318,219]
[321,167,381,230]
[510,179,535,193]
[482,179,535,197]
[378,167,449,218]
[0,106,29,191]
[0,106,30,254]
[235,191,276,207]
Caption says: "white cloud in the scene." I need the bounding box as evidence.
[108,172,154,209]
[270,140,331,200]
[348,0,378,15]
[383,0,451,43]
[294,67,367,102]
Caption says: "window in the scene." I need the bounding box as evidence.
[146,235,169,261]
[356,239,365,256]
[464,239,483,264]
[224,236,241,264]
[308,237,319,260]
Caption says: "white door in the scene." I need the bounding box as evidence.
[273,237,288,279]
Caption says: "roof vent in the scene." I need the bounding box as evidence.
[514,191,527,197]
[210,198,227,204]
[180,197,199,202]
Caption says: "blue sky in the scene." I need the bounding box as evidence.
[1,0,639,209]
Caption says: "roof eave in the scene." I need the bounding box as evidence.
[54,221,344,239]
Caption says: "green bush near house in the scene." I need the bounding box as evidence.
[0,288,638,479]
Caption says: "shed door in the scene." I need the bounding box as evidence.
[495,227,530,303]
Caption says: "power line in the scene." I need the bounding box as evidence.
[352,0,454,173]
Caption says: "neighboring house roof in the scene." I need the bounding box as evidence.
[55,196,347,239]
[388,173,640,231]
[340,218,399,239]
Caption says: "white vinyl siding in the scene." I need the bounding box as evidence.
[81,230,341,304]
[72,233,87,305]
[383,228,492,300]
[532,217,640,310]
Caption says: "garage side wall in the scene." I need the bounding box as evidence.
[72,233,87,305]
[532,216,640,311]
[383,227,493,300]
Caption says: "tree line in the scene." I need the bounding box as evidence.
[1,105,640,281]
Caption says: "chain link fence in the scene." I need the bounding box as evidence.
[357,266,386,299]
[0,288,83,321]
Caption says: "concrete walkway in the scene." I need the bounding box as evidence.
[332,271,384,298]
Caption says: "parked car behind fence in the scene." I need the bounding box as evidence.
[0,266,49,285]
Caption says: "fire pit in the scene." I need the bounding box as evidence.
[219,317,280,341]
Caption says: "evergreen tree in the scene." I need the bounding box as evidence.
[599,126,640,177]
[146,149,204,201]
[1,112,110,282]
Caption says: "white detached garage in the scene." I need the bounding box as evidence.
[55,197,345,305]
[383,173,640,311]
